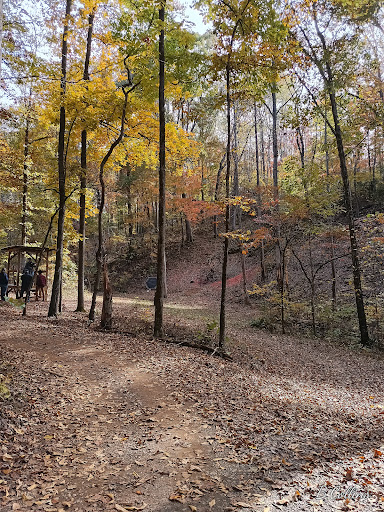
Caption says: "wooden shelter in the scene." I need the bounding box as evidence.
[0,246,53,298]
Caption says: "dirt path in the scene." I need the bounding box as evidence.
[0,302,261,512]
[1,297,384,512]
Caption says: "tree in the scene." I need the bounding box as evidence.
[291,0,371,345]
[48,0,72,318]
[76,6,96,313]
[154,2,166,338]
[88,64,138,327]
[202,0,288,349]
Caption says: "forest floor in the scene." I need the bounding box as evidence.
[1,293,384,512]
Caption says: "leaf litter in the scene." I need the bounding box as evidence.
[0,298,383,511]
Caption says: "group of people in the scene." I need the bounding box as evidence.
[0,258,47,302]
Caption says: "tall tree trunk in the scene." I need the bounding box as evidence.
[271,89,282,290]
[22,88,32,247]
[260,118,266,178]
[279,239,286,334]
[325,110,338,310]
[213,154,225,238]
[254,103,260,188]
[76,9,95,313]
[272,90,278,190]
[240,245,250,305]
[329,90,369,345]
[88,86,130,323]
[48,0,72,318]
[59,277,63,313]
[100,260,112,329]
[201,157,205,201]
[353,152,360,215]
[181,193,193,243]
[154,201,159,232]
[254,103,266,280]
[313,15,370,346]
[330,234,337,311]
[367,132,376,197]
[325,110,330,192]
[22,111,30,246]
[76,128,87,312]
[219,59,231,350]
[231,103,239,230]
[180,212,184,246]
[185,217,193,242]
[154,2,166,338]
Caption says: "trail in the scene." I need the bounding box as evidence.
[1,298,384,512]
[0,305,255,512]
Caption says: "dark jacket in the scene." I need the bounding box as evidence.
[21,273,33,290]
[0,271,8,285]
[23,262,35,276]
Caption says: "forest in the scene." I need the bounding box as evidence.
[1,0,384,511]
[1,0,384,345]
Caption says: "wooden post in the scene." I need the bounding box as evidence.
[17,250,20,296]
[45,249,49,289]
[6,248,10,279]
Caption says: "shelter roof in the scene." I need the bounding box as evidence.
[1,246,54,253]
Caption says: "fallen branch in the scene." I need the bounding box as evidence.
[160,337,233,360]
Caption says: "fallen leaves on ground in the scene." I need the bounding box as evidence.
[0,298,384,511]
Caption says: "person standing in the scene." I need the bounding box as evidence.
[20,271,33,301]
[23,258,35,275]
[36,270,47,301]
[0,268,8,301]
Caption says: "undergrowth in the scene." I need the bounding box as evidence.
[250,294,384,349]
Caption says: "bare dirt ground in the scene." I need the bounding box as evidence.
[1,294,384,512]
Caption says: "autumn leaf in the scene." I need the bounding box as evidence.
[277,497,291,505]
[114,506,127,512]
[115,504,147,511]
[169,495,184,504]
